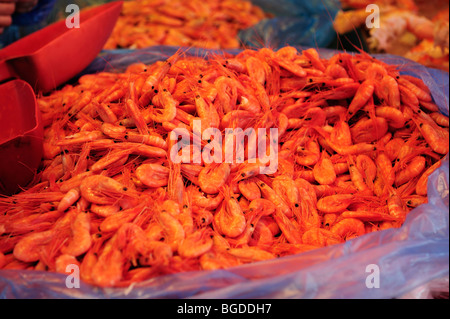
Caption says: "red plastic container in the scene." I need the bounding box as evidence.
[0,1,123,93]
[0,1,123,194]
[0,79,43,195]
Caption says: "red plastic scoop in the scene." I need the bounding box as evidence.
[0,1,123,195]
[0,1,123,93]
[0,79,43,195]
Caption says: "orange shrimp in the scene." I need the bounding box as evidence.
[238,177,262,201]
[150,86,178,123]
[375,106,405,129]
[397,76,433,102]
[60,210,91,257]
[55,254,80,274]
[90,149,130,173]
[384,137,405,162]
[187,185,224,210]
[395,156,427,186]
[255,179,292,218]
[79,174,130,205]
[378,74,401,107]
[90,237,125,287]
[90,203,120,217]
[316,194,355,214]
[56,130,104,147]
[272,209,302,244]
[404,195,428,208]
[199,250,241,270]
[302,228,343,247]
[356,154,377,190]
[340,209,397,222]
[429,112,450,127]
[178,228,213,258]
[13,230,54,263]
[125,97,149,136]
[100,203,147,233]
[387,192,408,224]
[347,80,375,117]
[313,151,336,185]
[416,160,442,196]
[295,138,321,166]
[214,189,246,238]
[330,218,366,241]
[350,117,389,144]
[249,220,276,248]
[156,210,186,252]
[245,56,266,86]
[57,188,81,212]
[139,52,181,105]
[413,114,449,155]
[227,247,276,263]
[375,152,396,186]
[135,163,170,188]
[198,163,231,194]
[347,155,371,193]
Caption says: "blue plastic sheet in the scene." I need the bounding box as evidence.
[0,47,448,299]
[238,0,341,48]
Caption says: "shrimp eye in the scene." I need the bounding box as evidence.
[295,203,299,207]
[241,173,246,177]
[122,187,128,191]
[183,204,188,209]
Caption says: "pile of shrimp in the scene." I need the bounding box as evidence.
[103,0,269,50]
[0,47,448,288]
[335,0,449,71]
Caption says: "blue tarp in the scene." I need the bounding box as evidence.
[0,46,448,299]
